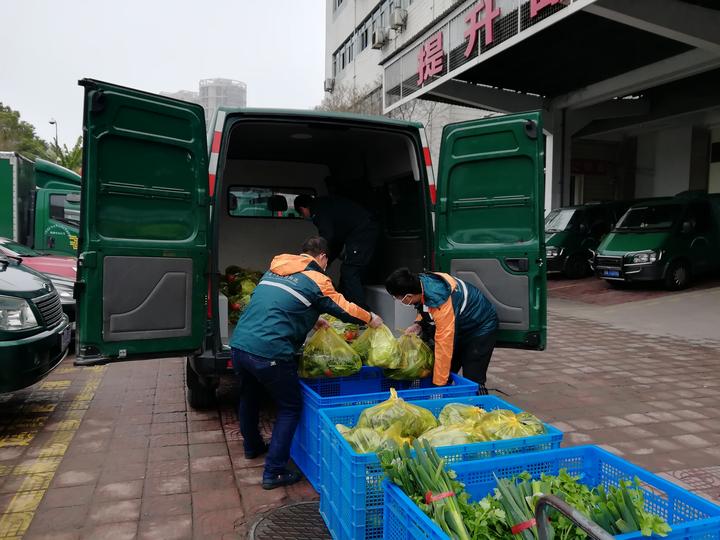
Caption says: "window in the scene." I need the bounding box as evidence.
[348,40,354,62]
[341,49,346,69]
[227,186,315,219]
[332,56,337,77]
[686,201,713,233]
[50,194,80,227]
[616,205,683,231]
[361,27,369,50]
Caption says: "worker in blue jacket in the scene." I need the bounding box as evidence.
[231,236,383,490]
[385,268,498,394]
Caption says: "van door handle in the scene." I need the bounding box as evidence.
[505,258,529,272]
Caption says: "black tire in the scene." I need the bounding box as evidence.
[564,254,589,279]
[664,260,691,290]
[186,358,217,410]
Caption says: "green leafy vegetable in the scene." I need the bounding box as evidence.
[384,334,434,380]
[298,327,362,378]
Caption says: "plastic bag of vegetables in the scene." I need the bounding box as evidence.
[356,388,438,437]
[299,327,362,378]
[321,314,360,342]
[352,325,401,368]
[438,403,486,426]
[479,409,545,441]
[336,425,384,453]
[417,422,477,447]
[384,334,434,380]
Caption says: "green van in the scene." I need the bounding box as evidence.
[593,193,720,289]
[73,80,548,407]
[0,255,71,392]
[545,201,630,278]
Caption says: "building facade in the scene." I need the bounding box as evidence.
[161,79,247,126]
[326,0,720,210]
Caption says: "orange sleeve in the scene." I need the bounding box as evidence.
[429,298,455,386]
[303,270,372,324]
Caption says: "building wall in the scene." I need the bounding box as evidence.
[655,127,693,197]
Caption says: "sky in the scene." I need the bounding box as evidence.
[0,0,326,147]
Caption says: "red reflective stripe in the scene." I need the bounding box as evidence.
[211,132,222,153]
[429,184,437,204]
[423,147,432,165]
[209,173,216,197]
[207,280,213,318]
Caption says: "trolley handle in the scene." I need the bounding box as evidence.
[535,494,614,540]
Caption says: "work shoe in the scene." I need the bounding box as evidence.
[244,442,269,460]
[262,470,302,490]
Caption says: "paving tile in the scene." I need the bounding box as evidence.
[138,515,192,540]
[139,493,192,519]
[193,470,239,492]
[189,443,229,459]
[87,499,141,525]
[148,445,188,462]
[40,484,95,509]
[94,479,144,502]
[143,474,190,496]
[145,459,189,477]
[99,463,147,483]
[80,521,138,540]
[192,507,245,537]
[188,430,226,444]
[150,422,187,436]
[149,433,188,448]
[191,455,232,473]
[191,487,241,513]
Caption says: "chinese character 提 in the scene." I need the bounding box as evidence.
[530,0,563,18]
[463,0,501,58]
[417,31,444,86]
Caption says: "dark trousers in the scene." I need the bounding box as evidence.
[338,222,379,310]
[451,330,497,395]
[231,348,302,478]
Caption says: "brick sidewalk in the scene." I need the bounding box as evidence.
[0,312,717,538]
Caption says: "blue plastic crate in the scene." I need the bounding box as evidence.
[384,445,720,540]
[290,366,478,491]
[318,394,563,540]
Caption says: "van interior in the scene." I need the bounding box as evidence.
[215,118,430,341]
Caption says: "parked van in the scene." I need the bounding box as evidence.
[0,255,71,392]
[593,193,720,289]
[73,80,547,407]
[545,201,630,278]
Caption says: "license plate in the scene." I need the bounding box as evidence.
[61,327,71,351]
[603,270,620,277]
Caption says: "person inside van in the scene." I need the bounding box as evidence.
[385,268,498,394]
[293,193,379,310]
[230,236,383,490]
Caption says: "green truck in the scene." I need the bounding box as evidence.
[73,79,547,408]
[0,152,81,256]
[593,192,720,289]
[545,201,631,278]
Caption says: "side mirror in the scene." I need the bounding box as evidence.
[578,223,588,233]
[267,195,288,213]
[681,221,693,234]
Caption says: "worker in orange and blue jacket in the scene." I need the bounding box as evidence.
[231,236,383,490]
[385,268,498,394]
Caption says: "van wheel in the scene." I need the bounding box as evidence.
[186,358,217,410]
[564,254,589,279]
[664,260,691,290]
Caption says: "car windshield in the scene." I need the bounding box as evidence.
[615,205,683,230]
[545,209,583,232]
[0,239,39,257]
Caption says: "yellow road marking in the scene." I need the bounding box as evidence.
[0,434,34,448]
[0,513,33,538]
[0,367,107,538]
[38,381,71,390]
[22,405,55,414]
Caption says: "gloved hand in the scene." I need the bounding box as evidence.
[404,323,421,336]
[314,317,330,330]
[368,313,384,328]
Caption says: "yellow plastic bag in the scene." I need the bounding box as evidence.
[337,425,385,453]
[299,327,362,378]
[479,409,546,441]
[356,388,438,437]
[437,403,486,426]
[417,422,476,447]
[352,325,401,369]
[384,334,434,380]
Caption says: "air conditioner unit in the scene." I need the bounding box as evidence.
[390,7,408,30]
[324,78,335,93]
[372,28,389,49]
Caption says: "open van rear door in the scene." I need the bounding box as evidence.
[76,80,209,363]
[435,112,546,349]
